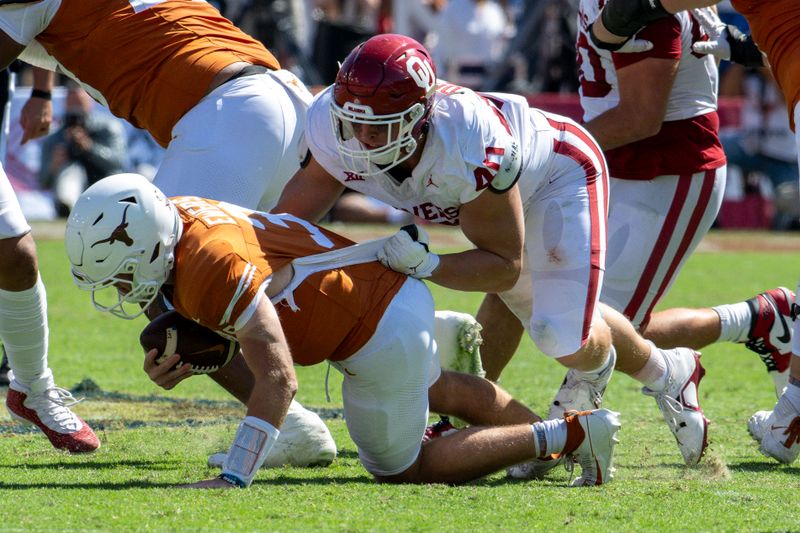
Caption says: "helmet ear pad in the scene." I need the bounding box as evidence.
[65,173,181,319]
[331,34,437,175]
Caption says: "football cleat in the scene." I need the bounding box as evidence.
[743,287,796,397]
[748,399,800,464]
[747,409,769,444]
[434,310,485,377]
[209,399,336,468]
[564,409,621,487]
[422,416,458,443]
[548,349,616,420]
[507,455,565,480]
[642,348,709,465]
[6,376,99,453]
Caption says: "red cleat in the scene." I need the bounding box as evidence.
[6,380,99,453]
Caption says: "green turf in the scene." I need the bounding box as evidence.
[1,229,799,532]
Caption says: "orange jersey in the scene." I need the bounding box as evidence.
[167,197,406,366]
[34,0,279,147]
[731,0,800,130]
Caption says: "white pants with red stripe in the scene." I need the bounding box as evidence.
[601,167,726,329]
[497,114,608,358]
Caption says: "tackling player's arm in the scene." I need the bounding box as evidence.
[591,0,718,47]
[272,154,345,223]
[430,186,524,292]
[584,57,679,150]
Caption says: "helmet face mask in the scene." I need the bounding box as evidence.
[65,173,181,320]
[332,34,437,176]
[330,100,426,174]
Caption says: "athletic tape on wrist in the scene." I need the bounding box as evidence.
[221,415,280,487]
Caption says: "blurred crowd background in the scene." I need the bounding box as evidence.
[2,0,798,230]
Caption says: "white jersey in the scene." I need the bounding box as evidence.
[306,83,556,225]
[576,1,718,123]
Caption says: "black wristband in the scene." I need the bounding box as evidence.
[30,89,52,101]
[601,0,670,38]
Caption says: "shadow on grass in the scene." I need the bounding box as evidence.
[730,460,800,474]
[0,473,375,490]
[0,458,182,470]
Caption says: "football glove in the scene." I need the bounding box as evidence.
[691,8,765,68]
[590,0,670,51]
[377,224,440,279]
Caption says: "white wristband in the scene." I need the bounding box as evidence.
[221,415,280,488]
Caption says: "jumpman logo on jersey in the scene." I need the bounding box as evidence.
[91,205,134,248]
[425,176,438,188]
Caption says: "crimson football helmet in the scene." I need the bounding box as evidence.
[331,33,437,175]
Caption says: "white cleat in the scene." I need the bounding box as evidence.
[747,410,770,444]
[434,310,485,377]
[548,349,616,420]
[642,348,709,465]
[748,399,800,464]
[567,409,621,487]
[507,456,565,480]
[208,400,336,469]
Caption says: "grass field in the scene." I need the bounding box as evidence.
[1,224,799,532]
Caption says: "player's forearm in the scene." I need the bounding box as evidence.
[31,67,54,92]
[428,249,521,293]
[584,107,662,151]
[594,0,719,43]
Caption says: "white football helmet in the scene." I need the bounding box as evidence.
[65,173,181,319]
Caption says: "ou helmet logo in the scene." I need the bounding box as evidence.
[406,56,435,92]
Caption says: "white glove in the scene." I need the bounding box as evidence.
[690,8,731,59]
[691,7,765,67]
[377,224,440,278]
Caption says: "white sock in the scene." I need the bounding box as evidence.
[632,342,669,391]
[0,276,51,389]
[782,379,800,412]
[713,301,752,343]
[531,418,567,457]
[573,346,615,381]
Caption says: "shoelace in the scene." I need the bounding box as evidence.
[29,388,84,424]
[650,392,685,430]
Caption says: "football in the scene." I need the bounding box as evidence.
[139,310,240,374]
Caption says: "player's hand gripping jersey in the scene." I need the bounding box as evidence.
[576,1,725,179]
[0,0,279,147]
[307,82,560,225]
[168,197,406,365]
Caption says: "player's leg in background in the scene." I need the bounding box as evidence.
[0,164,99,452]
